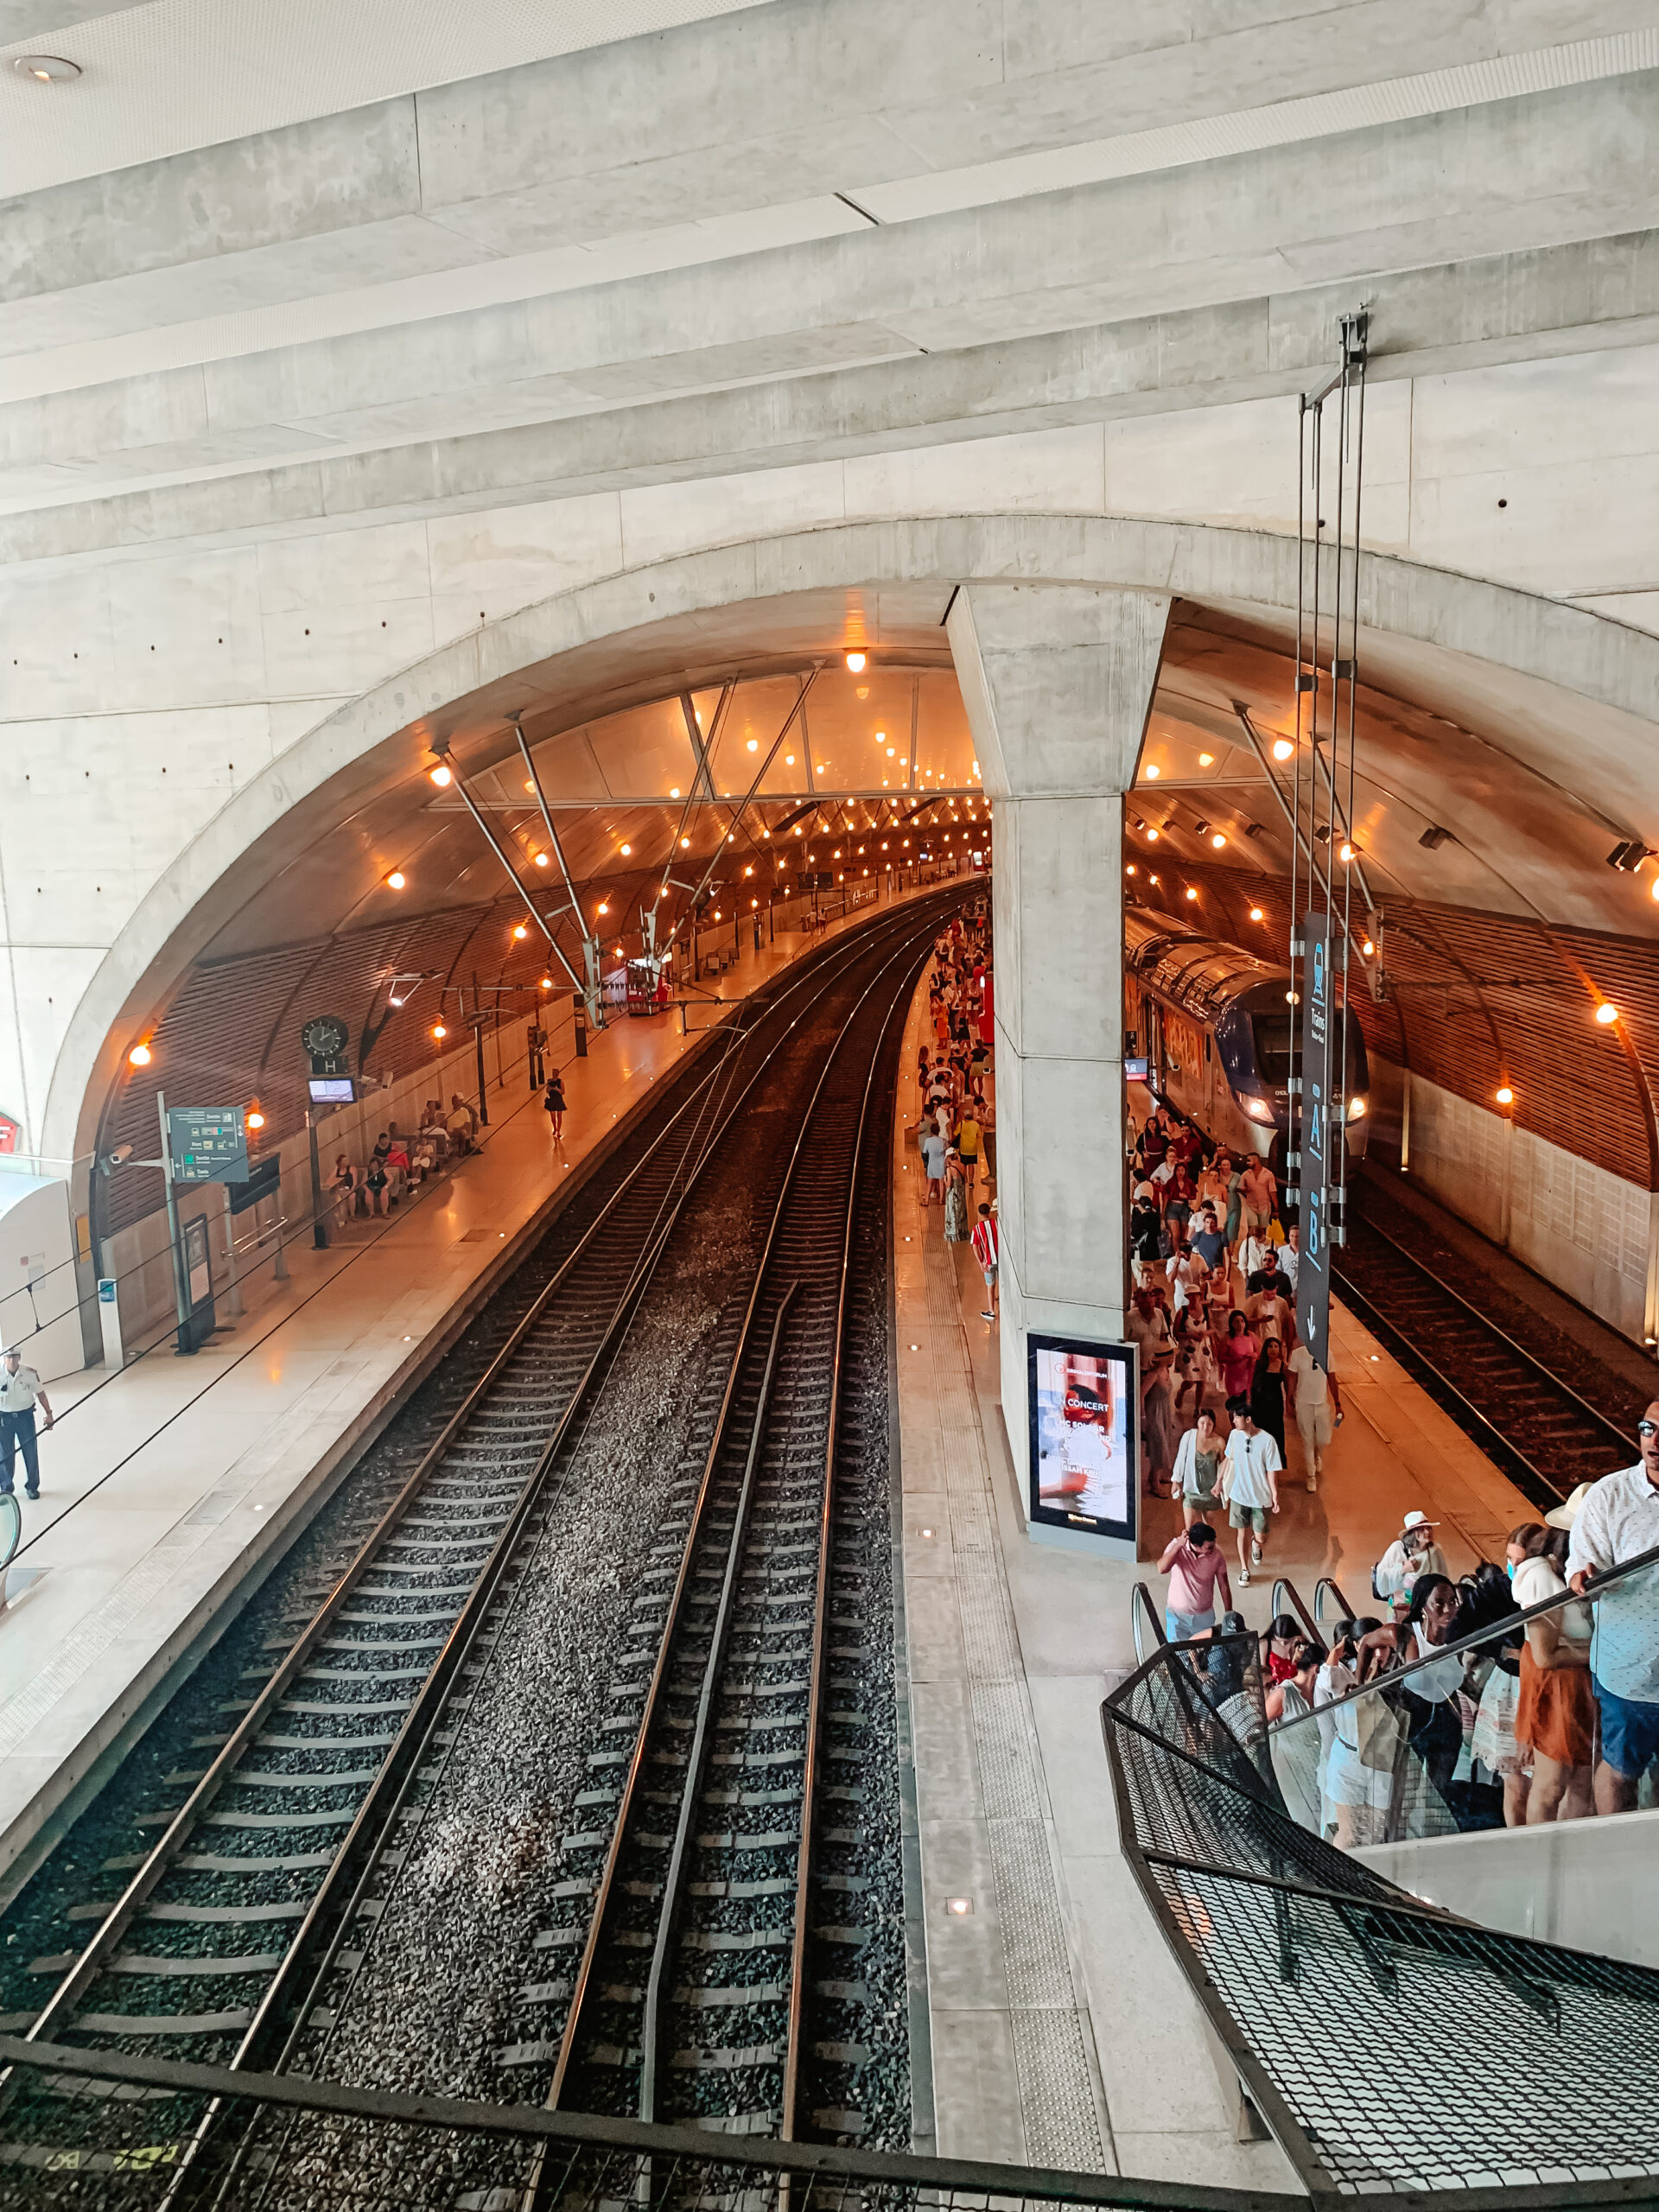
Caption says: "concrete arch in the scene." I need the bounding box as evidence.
[46,512,1659,1170]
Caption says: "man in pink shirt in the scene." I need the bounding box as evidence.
[1156,1521,1233,1643]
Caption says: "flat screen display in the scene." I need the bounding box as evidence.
[1124,1057,1149,1081]
[1027,1334,1137,1546]
[308,1076,356,1104]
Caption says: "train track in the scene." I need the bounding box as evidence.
[1332,1210,1637,1513]
[0,892,952,2195]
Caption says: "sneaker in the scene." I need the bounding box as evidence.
[1250,1539,1262,1565]
[1238,1567,1251,1586]
[24,1489,37,1501]
[980,1309,996,1323]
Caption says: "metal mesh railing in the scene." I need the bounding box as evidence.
[1103,1640,1659,2200]
[0,2037,1255,2212]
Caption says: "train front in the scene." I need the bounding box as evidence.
[1217,981,1371,1164]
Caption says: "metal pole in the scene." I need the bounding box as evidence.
[307,1108,329,1250]
[223,1192,242,1319]
[474,1020,489,1128]
[156,1090,193,1349]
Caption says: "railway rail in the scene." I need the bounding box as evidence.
[1332,1207,1636,1512]
[0,890,955,2197]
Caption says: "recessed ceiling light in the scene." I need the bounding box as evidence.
[12,54,80,81]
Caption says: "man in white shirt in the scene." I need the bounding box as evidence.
[1286,1341,1342,1492]
[1219,1397,1281,1585]
[1567,1402,1659,1814]
[0,1349,54,1500]
[1277,1224,1301,1293]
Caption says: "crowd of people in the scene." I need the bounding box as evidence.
[1127,1101,1336,1583]
[327,1095,481,1225]
[915,905,1000,1320]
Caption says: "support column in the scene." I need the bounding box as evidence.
[948,582,1171,1555]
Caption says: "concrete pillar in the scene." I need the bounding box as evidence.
[947,582,1172,1556]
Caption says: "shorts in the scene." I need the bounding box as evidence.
[1228,1502,1269,1533]
[1166,1607,1216,1643]
[980,1263,998,1290]
[1592,1675,1659,1778]
[1297,1402,1334,1448]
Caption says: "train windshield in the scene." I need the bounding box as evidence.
[1251,1010,1365,1090]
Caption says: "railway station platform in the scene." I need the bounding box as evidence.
[0,881,948,1906]
[890,977,1548,2187]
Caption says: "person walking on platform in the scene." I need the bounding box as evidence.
[1220,1397,1281,1586]
[1250,1337,1289,1466]
[1173,1408,1225,1529]
[972,1203,999,1321]
[0,1349,54,1500]
[955,1105,982,1195]
[543,1068,567,1141]
[1567,1403,1659,1814]
[1287,1340,1342,1492]
[919,1122,946,1209]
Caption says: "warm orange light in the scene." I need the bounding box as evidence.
[512,922,528,940]
[620,842,632,855]
[1596,1001,1620,1026]
[1198,752,1215,766]
[1495,1085,1515,1106]
[1147,829,1160,842]
[1185,887,1199,902]
[432,1023,448,1039]
[385,869,406,889]
[743,865,753,875]
[128,1042,152,1067]
[1211,833,1226,849]
[1272,738,1294,763]
[534,852,549,867]
[245,1104,266,1131]
[747,738,759,752]
[1143,764,1160,780]
[540,976,553,989]
[1250,906,1265,921]
[1362,937,1375,956]
[1126,864,1137,876]
[1338,841,1355,862]
[844,651,866,672]
[429,762,452,787]
[596,902,608,915]
[681,836,691,849]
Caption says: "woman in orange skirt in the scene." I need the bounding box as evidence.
[1507,1521,1596,1822]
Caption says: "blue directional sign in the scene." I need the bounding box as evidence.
[1295,911,1333,1365]
[167,1105,249,1184]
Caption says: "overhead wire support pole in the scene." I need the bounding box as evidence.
[658,666,823,963]
[516,720,606,1030]
[443,750,586,1001]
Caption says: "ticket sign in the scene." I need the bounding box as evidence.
[1296,910,1334,1367]
[167,1105,249,1184]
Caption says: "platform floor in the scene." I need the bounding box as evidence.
[0,882,942,1897]
[891,981,1541,2184]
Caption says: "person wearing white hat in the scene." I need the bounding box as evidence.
[1371,1510,1448,1605]
[1565,1402,1659,1816]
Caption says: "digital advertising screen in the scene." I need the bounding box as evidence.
[1027,1334,1138,1548]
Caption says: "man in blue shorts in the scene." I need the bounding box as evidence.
[1567,1399,1659,1814]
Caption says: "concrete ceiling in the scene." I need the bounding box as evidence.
[2,0,1656,531]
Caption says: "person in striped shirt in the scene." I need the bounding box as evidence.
[972,1204,999,1323]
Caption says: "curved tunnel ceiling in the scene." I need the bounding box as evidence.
[89,577,1659,1237]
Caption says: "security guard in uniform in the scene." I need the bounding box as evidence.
[0,1349,54,1500]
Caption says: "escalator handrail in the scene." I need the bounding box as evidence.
[1130,1580,1168,1664]
[1268,1576,1321,1643]
[1313,1574,1355,1627]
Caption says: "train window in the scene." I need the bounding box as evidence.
[1252,1012,1294,1084]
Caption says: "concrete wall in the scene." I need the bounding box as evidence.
[1358,1807,1659,1969]
[1387,1063,1655,1344]
[0,1175,80,1383]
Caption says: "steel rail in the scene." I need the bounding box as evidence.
[143,923,938,2204]
[779,921,915,2144]
[7,897,950,2117]
[10,1017,758,2073]
[1130,1580,1168,1665]
[543,910,941,2123]
[1335,1211,1636,1457]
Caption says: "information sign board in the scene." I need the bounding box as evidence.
[1027,1332,1138,1551]
[167,1105,248,1184]
[1295,910,1334,1367]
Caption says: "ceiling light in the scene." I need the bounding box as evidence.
[1338,841,1355,861]
[620,842,632,856]
[747,738,759,752]
[682,836,692,849]
[512,923,528,939]
[670,786,681,798]
[534,851,550,868]
[128,1042,152,1067]
[541,976,553,989]
[1126,864,1137,876]
[1211,833,1226,849]
[1250,906,1264,921]
[524,780,535,793]
[1271,738,1294,762]
[432,1023,448,1039]
[1595,1002,1619,1026]
[1495,1085,1515,1106]
[597,902,608,915]
[845,651,866,672]
[245,1105,265,1131]
[1198,752,1215,766]
[1144,764,1160,780]
[1362,937,1375,956]
[1147,829,1160,842]
[429,762,452,787]
[1185,887,1199,901]
[12,54,80,80]
[744,865,753,875]
[385,870,406,889]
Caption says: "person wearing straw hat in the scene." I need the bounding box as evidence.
[1371,1510,1448,1605]
[1565,1404,1659,1815]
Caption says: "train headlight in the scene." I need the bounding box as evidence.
[1240,1094,1275,1125]
[1348,1094,1368,1121]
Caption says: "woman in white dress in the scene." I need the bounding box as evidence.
[1267,1639,1326,1831]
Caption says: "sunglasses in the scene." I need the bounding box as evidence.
[1640,1421,1659,1438]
